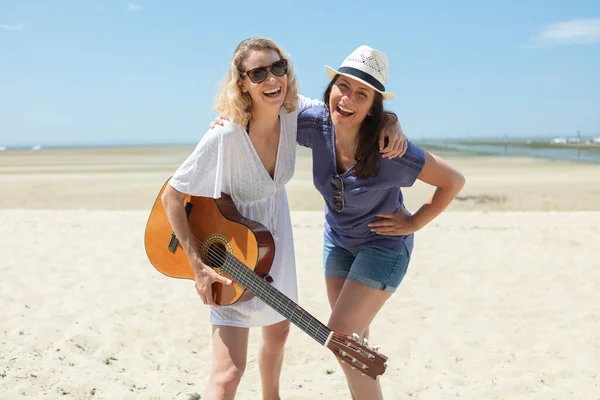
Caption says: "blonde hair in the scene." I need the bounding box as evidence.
[215,37,299,127]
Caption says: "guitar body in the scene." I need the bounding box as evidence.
[144,180,275,306]
[144,180,389,380]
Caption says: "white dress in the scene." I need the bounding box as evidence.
[169,96,321,327]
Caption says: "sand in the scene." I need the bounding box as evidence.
[1,146,599,399]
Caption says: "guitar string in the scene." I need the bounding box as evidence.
[206,244,331,344]
[174,235,381,372]
[189,237,332,345]
[205,248,383,376]
[209,247,330,345]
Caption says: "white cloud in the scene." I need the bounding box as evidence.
[127,3,142,12]
[526,18,600,48]
[0,23,24,31]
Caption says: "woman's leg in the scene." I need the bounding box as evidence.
[326,277,374,400]
[326,277,371,338]
[324,239,407,399]
[325,276,345,310]
[323,239,364,400]
[323,236,355,312]
[204,324,250,400]
[258,319,291,400]
[326,277,358,400]
[327,280,393,400]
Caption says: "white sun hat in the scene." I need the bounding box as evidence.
[325,45,395,100]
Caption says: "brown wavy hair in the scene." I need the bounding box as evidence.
[323,75,396,179]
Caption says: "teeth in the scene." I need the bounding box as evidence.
[338,104,354,113]
[264,88,280,94]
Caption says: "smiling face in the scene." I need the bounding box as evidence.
[239,49,288,112]
[328,75,376,132]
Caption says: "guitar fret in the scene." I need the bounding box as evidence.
[289,304,296,321]
[219,254,331,345]
[285,299,292,318]
[299,309,306,329]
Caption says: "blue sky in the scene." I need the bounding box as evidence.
[1,0,599,147]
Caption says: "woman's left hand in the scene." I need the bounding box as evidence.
[379,119,407,159]
[368,206,419,236]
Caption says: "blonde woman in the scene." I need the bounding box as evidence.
[161,37,318,399]
[162,37,406,399]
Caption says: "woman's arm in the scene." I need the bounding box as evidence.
[161,184,231,306]
[369,151,465,236]
[379,113,408,159]
[410,151,465,229]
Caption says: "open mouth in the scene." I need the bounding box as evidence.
[263,87,282,97]
[336,104,355,117]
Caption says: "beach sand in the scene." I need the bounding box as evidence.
[1,146,599,399]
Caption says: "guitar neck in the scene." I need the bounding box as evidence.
[220,254,332,346]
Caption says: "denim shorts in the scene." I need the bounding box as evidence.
[322,237,411,293]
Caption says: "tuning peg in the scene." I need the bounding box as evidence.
[352,333,360,341]
[363,337,369,346]
[372,345,381,353]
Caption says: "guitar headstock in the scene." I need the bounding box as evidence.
[326,332,388,380]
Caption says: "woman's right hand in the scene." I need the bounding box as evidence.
[209,114,230,129]
[191,256,232,307]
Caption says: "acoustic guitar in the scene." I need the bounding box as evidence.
[144,180,388,380]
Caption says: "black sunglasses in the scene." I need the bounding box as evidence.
[241,59,288,84]
[330,175,344,212]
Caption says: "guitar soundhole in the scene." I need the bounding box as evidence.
[207,242,228,269]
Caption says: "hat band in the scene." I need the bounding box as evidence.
[337,66,385,92]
